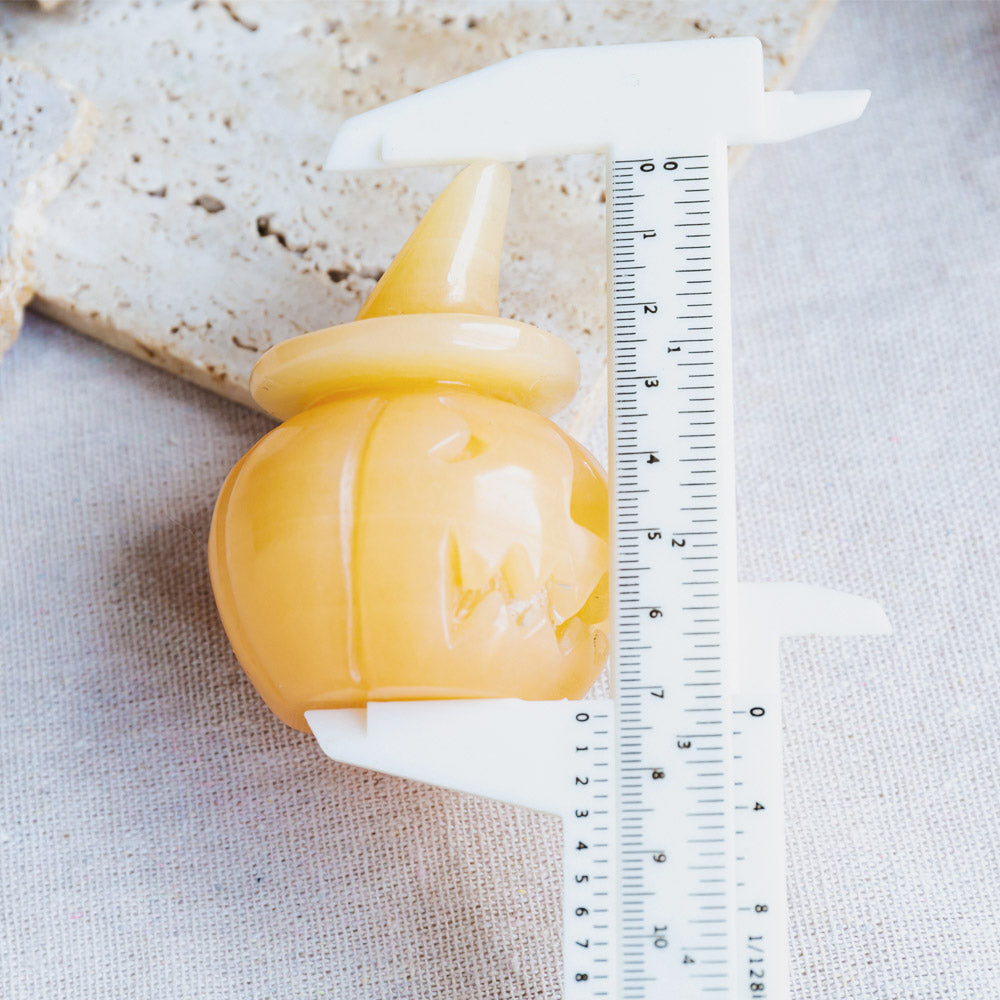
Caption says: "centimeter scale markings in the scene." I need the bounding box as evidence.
[564,144,783,998]
[528,143,749,1000]
[607,144,748,1000]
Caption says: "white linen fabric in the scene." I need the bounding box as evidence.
[2,3,998,997]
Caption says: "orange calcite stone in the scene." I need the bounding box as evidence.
[209,162,609,731]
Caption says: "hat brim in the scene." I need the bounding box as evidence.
[250,313,581,422]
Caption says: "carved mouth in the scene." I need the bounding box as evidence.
[446,529,609,667]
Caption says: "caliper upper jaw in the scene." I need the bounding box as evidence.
[326,37,870,171]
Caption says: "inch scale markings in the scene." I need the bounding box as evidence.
[610,146,740,999]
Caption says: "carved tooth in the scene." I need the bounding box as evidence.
[556,616,588,657]
[500,543,537,601]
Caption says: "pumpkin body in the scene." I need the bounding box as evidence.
[209,387,609,731]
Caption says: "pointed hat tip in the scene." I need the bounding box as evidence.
[356,161,512,320]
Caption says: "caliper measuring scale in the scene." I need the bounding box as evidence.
[308,38,891,999]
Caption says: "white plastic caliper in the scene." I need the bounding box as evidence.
[310,38,889,1000]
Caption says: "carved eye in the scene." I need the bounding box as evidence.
[429,428,488,463]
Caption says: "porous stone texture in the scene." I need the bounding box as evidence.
[0,57,94,358]
[0,0,829,449]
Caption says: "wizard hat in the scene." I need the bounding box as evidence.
[250,162,581,422]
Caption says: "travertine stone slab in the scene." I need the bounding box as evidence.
[0,0,830,446]
[0,57,94,357]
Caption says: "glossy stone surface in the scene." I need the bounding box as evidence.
[209,162,609,731]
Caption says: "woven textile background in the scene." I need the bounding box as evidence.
[2,3,998,998]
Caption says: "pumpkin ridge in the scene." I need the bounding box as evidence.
[347,394,391,693]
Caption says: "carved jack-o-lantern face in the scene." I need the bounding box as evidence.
[210,388,608,730]
[209,162,610,731]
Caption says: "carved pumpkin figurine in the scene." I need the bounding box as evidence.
[209,162,609,732]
